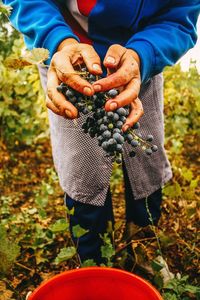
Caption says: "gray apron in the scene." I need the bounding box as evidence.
[38,65,172,206]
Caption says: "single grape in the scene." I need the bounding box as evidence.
[132,122,140,129]
[107,89,118,98]
[113,113,120,122]
[146,134,154,142]
[131,140,139,147]
[116,144,123,153]
[116,107,127,116]
[102,116,109,124]
[116,157,122,164]
[100,124,108,132]
[145,148,153,155]
[66,89,74,98]
[126,133,134,142]
[113,133,125,144]
[120,116,127,123]
[129,151,136,157]
[151,145,158,152]
[116,121,123,129]
[102,130,112,139]
[108,123,114,130]
[102,141,109,151]
[107,111,114,119]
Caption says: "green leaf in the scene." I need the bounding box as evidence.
[163,293,177,300]
[81,259,97,267]
[184,284,200,295]
[65,206,75,216]
[151,260,164,272]
[50,219,69,233]
[101,243,115,261]
[72,225,89,238]
[163,182,182,198]
[55,247,76,264]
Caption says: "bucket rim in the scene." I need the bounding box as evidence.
[29,266,163,300]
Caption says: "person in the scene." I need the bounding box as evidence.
[4,0,200,264]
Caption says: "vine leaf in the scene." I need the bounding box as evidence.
[5,57,32,69]
[23,48,49,64]
[5,48,50,69]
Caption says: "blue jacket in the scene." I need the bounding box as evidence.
[3,0,200,82]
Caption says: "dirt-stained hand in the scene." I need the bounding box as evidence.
[92,44,144,131]
[46,38,102,119]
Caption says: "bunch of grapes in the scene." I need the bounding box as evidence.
[57,67,158,163]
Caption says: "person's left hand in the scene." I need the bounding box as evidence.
[92,44,144,131]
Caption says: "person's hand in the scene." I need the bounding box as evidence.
[92,44,144,131]
[46,38,102,119]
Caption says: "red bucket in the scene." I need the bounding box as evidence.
[29,267,163,300]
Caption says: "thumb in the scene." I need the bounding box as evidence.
[103,44,126,68]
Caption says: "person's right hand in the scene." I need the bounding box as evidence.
[46,38,102,119]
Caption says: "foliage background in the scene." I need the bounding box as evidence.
[0,9,199,300]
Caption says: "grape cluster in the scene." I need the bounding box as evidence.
[57,67,158,163]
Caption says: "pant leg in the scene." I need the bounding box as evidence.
[123,162,162,227]
[64,188,114,264]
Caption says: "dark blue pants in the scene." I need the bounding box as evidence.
[65,164,162,264]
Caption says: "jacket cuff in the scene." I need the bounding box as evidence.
[126,40,155,83]
[42,26,80,65]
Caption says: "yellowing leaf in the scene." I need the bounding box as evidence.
[4,57,32,69]
[23,48,49,64]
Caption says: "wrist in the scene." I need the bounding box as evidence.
[57,38,79,52]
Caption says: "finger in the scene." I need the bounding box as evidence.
[103,44,126,68]
[52,52,94,96]
[93,58,138,92]
[46,96,61,116]
[105,78,140,111]
[80,44,102,75]
[47,68,78,118]
[122,98,144,131]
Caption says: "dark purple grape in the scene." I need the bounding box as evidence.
[151,145,158,152]
[130,151,136,157]
[146,134,154,142]
[102,130,112,139]
[102,141,109,151]
[100,124,108,132]
[133,122,140,129]
[145,148,153,155]
[116,144,123,153]
[116,108,127,116]
[131,140,139,147]
[113,113,120,122]
[113,133,124,144]
[116,157,122,164]
[107,89,118,98]
[116,121,123,129]
[126,133,133,142]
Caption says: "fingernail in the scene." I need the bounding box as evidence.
[65,110,73,118]
[93,64,101,72]
[106,56,116,64]
[110,102,118,110]
[123,125,130,131]
[83,86,92,95]
[93,84,101,92]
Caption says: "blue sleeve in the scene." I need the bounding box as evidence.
[2,0,79,64]
[126,0,200,83]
